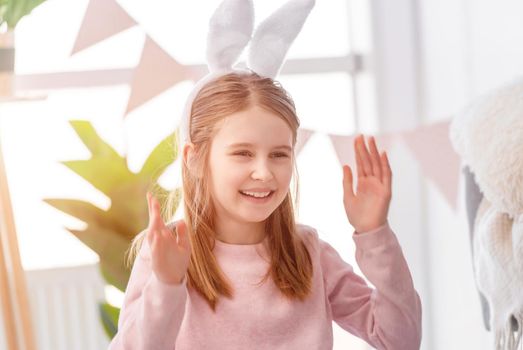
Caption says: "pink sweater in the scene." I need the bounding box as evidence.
[109,222,422,349]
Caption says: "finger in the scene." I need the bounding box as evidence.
[368,136,383,182]
[149,193,158,229]
[147,225,154,246]
[145,226,156,249]
[155,197,168,231]
[354,136,365,178]
[146,191,152,221]
[358,135,374,177]
[381,151,392,195]
[160,225,174,241]
[150,194,165,231]
[149,233,159,251]
[176,221,190,248]
[146,192,156,236]
[146,193,163,246]
[342,165,355,200]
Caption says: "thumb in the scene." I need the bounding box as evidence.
[342,165,355,200]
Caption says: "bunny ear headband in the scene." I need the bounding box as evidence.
[179,0,316,146]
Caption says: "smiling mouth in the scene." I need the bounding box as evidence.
[238,190,275,199]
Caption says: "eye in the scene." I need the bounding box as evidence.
[234,151,252,157]
[273,152,289,158]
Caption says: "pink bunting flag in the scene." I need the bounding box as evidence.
[371,132,399,156]
[71,0,137,55]
[295,129,314,156]
[329,133,357,168]
[125,36,191,115]
[329,132,398,170]
[399,119,460,210]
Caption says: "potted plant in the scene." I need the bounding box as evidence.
[0,0,48,96]
[44,120,181,339]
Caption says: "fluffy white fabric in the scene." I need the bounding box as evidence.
[206,0,254,72]
[247,0,315,78]
[449,77,523,220]
[178,0,315,146]
[450,77,523,349]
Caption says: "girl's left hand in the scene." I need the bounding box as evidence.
[342,134,392,233]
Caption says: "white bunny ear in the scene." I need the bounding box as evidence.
[206,0,255,72]
[247,0,315,78]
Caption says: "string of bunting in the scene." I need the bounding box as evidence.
[72,0,461,211]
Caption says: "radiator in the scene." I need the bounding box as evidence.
[22,263,110,350]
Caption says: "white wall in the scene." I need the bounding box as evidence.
[373,0,523,349]
[421,1,523,349]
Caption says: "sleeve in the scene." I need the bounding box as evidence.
[320,222,422,350]
[108,233,188,350]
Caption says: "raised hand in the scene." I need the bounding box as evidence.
[342,134,392,233]
[146,192,191,285]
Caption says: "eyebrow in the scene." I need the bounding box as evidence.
[227,143,292,151]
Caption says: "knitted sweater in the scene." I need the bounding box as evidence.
[108,222,422,350]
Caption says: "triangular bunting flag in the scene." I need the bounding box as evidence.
[295,129,314,156]
[71,0,137,55]
[125,36,190,115]
[329,133,357,168]
[399,119,460,210]
[372,132,399,155]
[329,132,399,169]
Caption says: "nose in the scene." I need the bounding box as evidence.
[251,158,274,181]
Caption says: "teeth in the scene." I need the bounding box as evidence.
[241,191,271,198]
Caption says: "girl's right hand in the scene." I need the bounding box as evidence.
[146,192,191,285]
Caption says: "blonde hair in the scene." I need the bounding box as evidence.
[127,72,313,310]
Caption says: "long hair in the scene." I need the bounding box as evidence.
[127,72,313,311]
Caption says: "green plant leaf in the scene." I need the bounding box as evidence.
[69,225,131,291]
[2,0,47,29]
[42,199,110,228]
[61,158,140,203]
[69,120,122,160]
[43,118,183,346]
[44,120,181,293]
[140,129,178,178]
[62,121,137,196]
[99,302,120,339]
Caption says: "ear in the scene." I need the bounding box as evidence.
[206,0,255,72]
[183,142,204,178]
[247,0,315,78]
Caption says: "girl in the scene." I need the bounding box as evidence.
[108,71,422,349]
[109,1,422,349]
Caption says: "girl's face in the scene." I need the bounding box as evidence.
[208,105,294,225]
